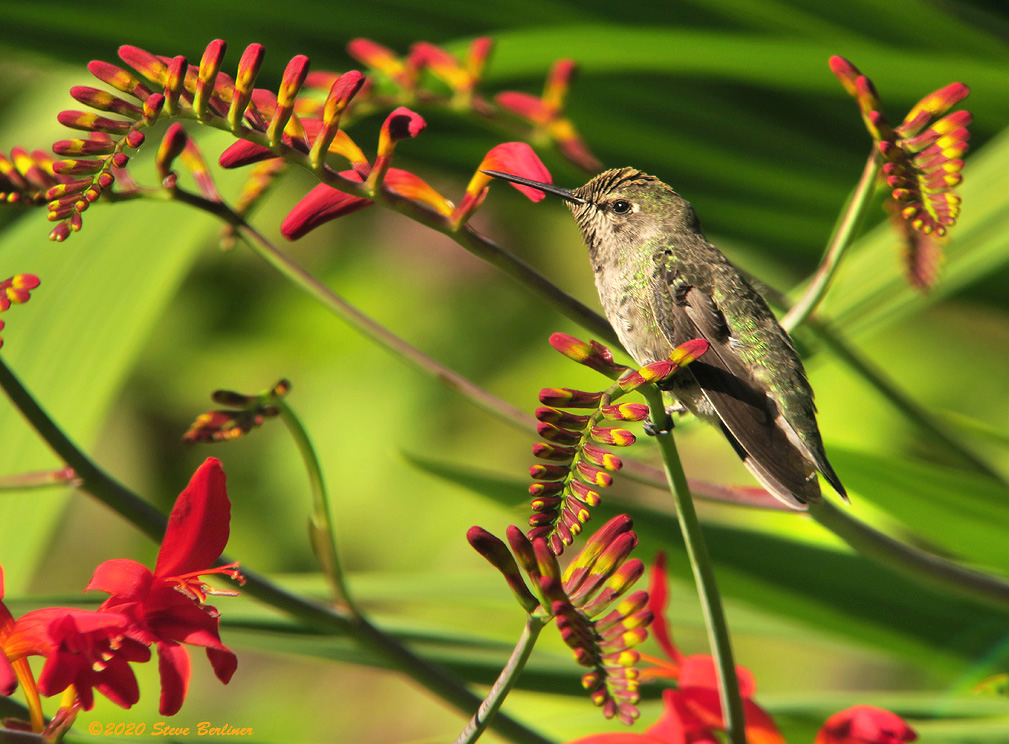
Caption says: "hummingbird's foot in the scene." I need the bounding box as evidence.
[643,412,675,436]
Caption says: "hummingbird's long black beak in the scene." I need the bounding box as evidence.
[481,170,586,204]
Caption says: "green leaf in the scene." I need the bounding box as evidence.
[0,199,214,592]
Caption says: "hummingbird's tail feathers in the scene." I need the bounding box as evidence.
[715,416,822,509]
[813,453,848,503]
[775,412,849,504]
[686,355,823,507]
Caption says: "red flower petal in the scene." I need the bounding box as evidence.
[280,177,373,240]
[470,142,552,202]
[384,168,452,215]
[377,106,426,156]
[496,91,551,123]
[86,558,153,600]
[156,641,191,716]
[646,688,720,744]
[154,458,231,579]
[219,140,276,169]
[645,552,682,668]
[816,705,917,744]
[0,657,14,697]
[677,667,786,744]
[206,645,238,684]
[347,38,403,79]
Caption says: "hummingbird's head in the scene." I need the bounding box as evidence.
[483,167,701,260]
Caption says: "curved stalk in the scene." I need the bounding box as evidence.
[454,615,548,744]
[274,400,358,615]
[640,386,745,744]
[782,152,879,333]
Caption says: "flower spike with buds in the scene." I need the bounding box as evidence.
[183,380,290,443]
[829,56,971,288]
[527,334,707,555]
[468,516,652,725]
[0,274,41,350]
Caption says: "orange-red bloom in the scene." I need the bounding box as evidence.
[636,553,785,744]
[815,705,917,744]
[85,458,243,715]
[567,557,917,744]
[8,608,150,711]
[0,569,19,697]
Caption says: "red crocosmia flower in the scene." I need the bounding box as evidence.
[0,567,19,696]
[7,607,150,710]
[450,142,552,227]
[85,458,243,716]
[564,689,718,744]
[281,176,373,239]
[815,705,917,744]
[470,142,552,202]
[638,553,785,744]
[281,167,451,239]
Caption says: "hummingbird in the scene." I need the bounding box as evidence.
[484,167,846,508]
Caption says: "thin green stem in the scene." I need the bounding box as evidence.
[0,355,551,744]
[809,499,1009,612]
[0,729,43,744]
[274,400,358,615]
[167,187,536,434]
[782,151,879,333]
[640,387,745,744]
[454,615,548,744]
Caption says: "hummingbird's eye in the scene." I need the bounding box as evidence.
[611,199,632,214]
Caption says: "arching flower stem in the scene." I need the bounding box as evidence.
[782,151,879,333]
[273,399,359,615]
[639,384,746,744]
[453,615,548,744]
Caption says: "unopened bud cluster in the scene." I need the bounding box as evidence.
[527,334,644,555]
[183,379,291,443]
[830,56,970,237]
[0,274,41,349]
[528,334,708,555]
[467,515,651,725]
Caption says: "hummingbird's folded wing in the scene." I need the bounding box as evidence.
[652,280,821,507]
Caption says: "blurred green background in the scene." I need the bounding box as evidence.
[2,1,1009,742]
